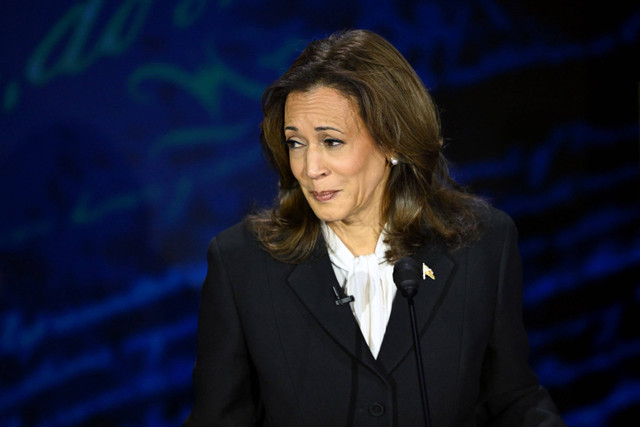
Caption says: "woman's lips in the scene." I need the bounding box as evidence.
[310,191,338,202]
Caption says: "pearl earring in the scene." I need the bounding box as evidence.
[390,156,399,166]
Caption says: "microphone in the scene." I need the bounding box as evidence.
[393,257,431,427]
[332,286,354,306]
[393,256,421,298]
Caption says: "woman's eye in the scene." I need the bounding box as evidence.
[324,138,344,147]
[286,139,303,149]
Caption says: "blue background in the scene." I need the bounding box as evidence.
[1,1,639,425]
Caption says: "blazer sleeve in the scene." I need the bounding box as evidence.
[183,237,259,426]
[476,214,566,427]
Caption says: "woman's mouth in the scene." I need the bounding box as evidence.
[310,191,338,202]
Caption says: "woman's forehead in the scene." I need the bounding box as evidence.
[284,87,360,129]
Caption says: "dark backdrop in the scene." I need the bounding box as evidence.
[1,1,638,426]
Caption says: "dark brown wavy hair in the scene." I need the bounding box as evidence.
[247,29,486,263]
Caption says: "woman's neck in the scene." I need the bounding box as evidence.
[326,220,383,257]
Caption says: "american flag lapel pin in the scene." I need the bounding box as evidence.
[422,263,435,280]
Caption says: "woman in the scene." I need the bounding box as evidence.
[184,30,565,426]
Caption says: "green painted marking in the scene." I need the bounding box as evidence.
[26,0,151,86]
[128,54,265,115]
[0,220,54,248]
[151,123,251,155]
[71,185,162,225]
[173,0,211,27]
[3,81,20,111]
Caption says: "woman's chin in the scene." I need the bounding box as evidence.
[309,207,344,224]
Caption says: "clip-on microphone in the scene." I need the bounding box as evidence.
[333,286,355,306]
[393,256,431,427]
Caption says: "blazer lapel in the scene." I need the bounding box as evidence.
[377,242,456,373]
[287,249,380,371]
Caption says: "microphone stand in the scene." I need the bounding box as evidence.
[406,294,431,427]
[394,257,431,427]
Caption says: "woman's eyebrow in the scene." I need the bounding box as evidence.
[315,126,344,133]
[284,125,344,134]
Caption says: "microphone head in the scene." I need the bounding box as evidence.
[393,256,421,299]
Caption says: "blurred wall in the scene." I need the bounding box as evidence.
[1,1,638,425]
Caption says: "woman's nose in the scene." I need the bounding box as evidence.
[304,145,329,179]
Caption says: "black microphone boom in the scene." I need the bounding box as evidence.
[393,257,432,427]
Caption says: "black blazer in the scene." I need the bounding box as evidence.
[185,208,565,426]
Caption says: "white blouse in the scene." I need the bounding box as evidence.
[321,222,397,359]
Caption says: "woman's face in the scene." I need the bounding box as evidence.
[284,86,390,228]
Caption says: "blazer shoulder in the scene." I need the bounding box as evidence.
[209,220,264,258]
[477,206,518,239]
[479,205,516,228]
[462,206,520,259]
